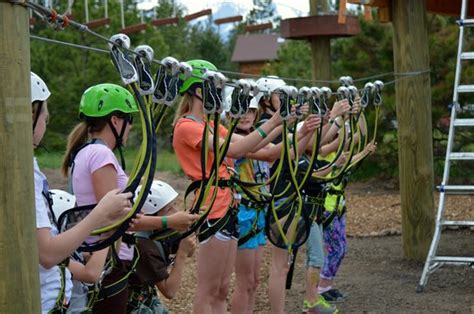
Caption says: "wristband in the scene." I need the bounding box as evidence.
[257,127,267,139]
[162,216,168,229]
[334,120,341,128]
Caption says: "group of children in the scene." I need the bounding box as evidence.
[32,58,376,314]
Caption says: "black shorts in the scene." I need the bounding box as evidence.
[198,208,239,243]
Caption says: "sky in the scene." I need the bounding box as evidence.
[136,0,312,19]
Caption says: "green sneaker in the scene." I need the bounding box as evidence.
[303,296,339,314]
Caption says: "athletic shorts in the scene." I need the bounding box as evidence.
[198,209,239,244]
[237,203,266,250]
[306,223,325,268]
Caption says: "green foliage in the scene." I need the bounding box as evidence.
[265,14,474,180]
[36,148,182,174]
[246,0,280,27]
[31,0,234,154]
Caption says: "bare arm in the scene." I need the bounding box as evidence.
[68,248,109,283]
[156,237,196,299]
[37,189,131,269]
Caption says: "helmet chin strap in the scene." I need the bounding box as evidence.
[108,117,128,170]
[32,101,44,134]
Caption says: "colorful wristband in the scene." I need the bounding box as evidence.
[162,216,168,229]
[257,127,267,139]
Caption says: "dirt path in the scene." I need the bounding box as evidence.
[43,169,474,313]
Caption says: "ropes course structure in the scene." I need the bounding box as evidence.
[18,0,432,254]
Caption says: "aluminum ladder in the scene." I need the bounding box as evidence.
[417,0,474,293]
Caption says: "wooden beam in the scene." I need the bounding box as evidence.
[364,5,373,21]
[392,0,435,260]
[151,17,179,26]
[338,0,348,24]
[347,0,389,7]
[85,17,111,29]
[183,9,212,22]
[244,22,273,32]
[151,17,179,27]
[120,23,147,35]
[214,15,243,25]
[378,4,392,23]
[280,15,360,39]
[427,0,474,17]
[0,3,41,313]
[310,0,331,81]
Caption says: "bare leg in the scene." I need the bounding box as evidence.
[193,237,237,314]
[248,246,264,312]
[231,249,258,314]
[268,246,289,314]
[306,266,321,303]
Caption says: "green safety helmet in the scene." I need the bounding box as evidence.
[179,59,217,94]
[79,83,139,118]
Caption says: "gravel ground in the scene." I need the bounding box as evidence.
[44,169,474,313]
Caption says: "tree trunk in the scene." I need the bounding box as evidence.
[392,0,435,260]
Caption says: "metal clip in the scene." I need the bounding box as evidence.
[108,34,138,85]
[134,45,155,95]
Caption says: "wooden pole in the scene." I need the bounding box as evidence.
[309,0,331,81]
[392,0,435,260]
[0,1,41,312]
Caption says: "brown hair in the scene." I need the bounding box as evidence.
[60,117,109,177]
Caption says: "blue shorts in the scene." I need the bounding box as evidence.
[306,223,325,268]
[237,203,266,249]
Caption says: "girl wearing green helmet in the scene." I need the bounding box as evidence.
[172,59,292,313]
[61,83,198,313]
[31,74,133,313]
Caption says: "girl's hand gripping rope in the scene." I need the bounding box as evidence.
[108,34,138,85]
[91,189,133,229]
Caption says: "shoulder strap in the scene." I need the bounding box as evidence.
[68,138,107,194]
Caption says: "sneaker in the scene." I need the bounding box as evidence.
[320,289,348,303]
[303,296,339,314]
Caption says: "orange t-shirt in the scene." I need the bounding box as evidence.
[173,116,234,219]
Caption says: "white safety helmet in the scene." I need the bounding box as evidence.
[31,72,51,103]
[49,189,76,221]
[250,76,286,108]
[134,180,179,215]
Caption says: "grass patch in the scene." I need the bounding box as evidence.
[35,148,183,175]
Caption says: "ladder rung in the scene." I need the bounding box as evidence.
[458,19,474,27]
[449,152,474,160]
[441,220,474,227]
[432,256,474,264]
[437,185,474,194]
[453,118,474,126]
[457,85,474,93]
[461,52,474,60]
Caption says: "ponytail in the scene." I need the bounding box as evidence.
[61,122,89,177]
[173,93,193,126]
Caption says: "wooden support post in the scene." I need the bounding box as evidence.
[0,1,41,312]
[309,0,331,81]
[392,0,435,260]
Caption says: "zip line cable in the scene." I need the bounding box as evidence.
[30,34,429,89]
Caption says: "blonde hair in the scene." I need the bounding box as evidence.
[61,122,89,177]
[60,117,110,177]
[172,93,193,126]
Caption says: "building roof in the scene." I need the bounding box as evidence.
[231,33,280,63]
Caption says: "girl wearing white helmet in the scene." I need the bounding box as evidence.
[31,72,132,314]
[127,180,196,313]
